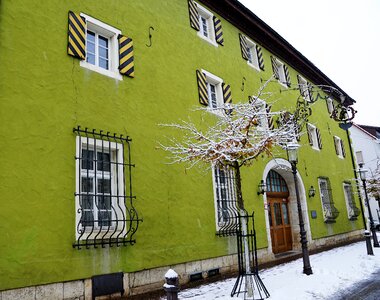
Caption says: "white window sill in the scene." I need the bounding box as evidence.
[80,61,123,81]
[311,146,321,151]
[337,155,344,159]
[278,80,288,88]
[247,62,260,71]
[197,32,218,47]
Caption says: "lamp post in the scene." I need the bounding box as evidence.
[358,165,379,248]
[286,141,313,275]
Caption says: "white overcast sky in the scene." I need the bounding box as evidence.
[238,0,380,126]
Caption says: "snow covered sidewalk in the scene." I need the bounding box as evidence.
[178,238,380,299]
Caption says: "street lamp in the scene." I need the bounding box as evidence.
[358,165,379,248]
[286,141,313,275]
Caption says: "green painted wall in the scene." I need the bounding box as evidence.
[0,0,363,291]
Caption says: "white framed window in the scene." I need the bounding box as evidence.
[355,151,364,165]
[202,69,224,111]
[326,98,334,115]
[195,2,218,47]
[333,136,345,158]
[271,57,288,87]
[75,136,126,241]
[343,182,360,220]
[297,75,312,101]
[250,97,269,129]
[245,38,260,70]
[306,123,322,150]
[80,13,122,80]
[318,177,339,222]
[212,165,238,230]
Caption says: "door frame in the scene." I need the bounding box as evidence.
[262,159,313,255]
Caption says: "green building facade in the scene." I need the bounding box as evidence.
[0,0,363,298]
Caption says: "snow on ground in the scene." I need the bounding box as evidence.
[177,236,380,299]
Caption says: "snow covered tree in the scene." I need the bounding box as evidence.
[161,86,298,213]
[367,162,380,200]
[160,81,299,299]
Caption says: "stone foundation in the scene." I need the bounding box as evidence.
[0,229,363,299]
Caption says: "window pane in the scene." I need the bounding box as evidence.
[99,46,108,59]
[98,211,112,227]
[98,179,111,194]
[81,195,94,209]
[97,152,111,171]
[82,149,94,170]
[98,35,108,48]
[274,203,282,225]
[98,196,111,209]
[81,177,94,193]
[87,41,95,56]
[86,53,95,65]
[87,31,95,42]
[99,58,109,70]
[81,211,94,227]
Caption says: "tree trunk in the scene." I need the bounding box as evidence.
[232,162,254,297]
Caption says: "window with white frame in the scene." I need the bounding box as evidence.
[203,70,224,110]
[213,165,239,233]
[355,151,364,165]
[80,13,122,80]
[271,57,288,86]
[306,123,322,150]
[318,177,339,222]
[343,182,360,220]
[246,38,260,70]
[75,136,125,234]
[326,98,334,115]
[250,97,269,129]
[196,3,217,46]
[297,75,312,101]
[333,136,345,158]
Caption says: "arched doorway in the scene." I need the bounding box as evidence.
[266,170,292,254]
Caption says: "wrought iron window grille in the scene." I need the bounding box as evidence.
[73,126,142,249]
[319,177,339,223]
[214,165,239,237]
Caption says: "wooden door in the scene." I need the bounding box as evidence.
[268,197,292,254]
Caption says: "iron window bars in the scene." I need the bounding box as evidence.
[73,126,141,249]
[318,177,339,223]
[214,165,239,237]
[343,182,360,220]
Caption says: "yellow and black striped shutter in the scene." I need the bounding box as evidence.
[265,104,274,130]
[256,45,265,70]
[118,35,134,78]
[213,16,224,45]
[270,56,279,80]
[68,11,86,60]
[223,83,233,115]
[188,0,200,31]
[316,127,322,149]
[239,34,249,60]
[284,64,291,87]
[196,70,208,106]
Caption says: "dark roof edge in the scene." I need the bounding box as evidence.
[199,0,355,106]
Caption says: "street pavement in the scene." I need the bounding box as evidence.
[332,269,380,300]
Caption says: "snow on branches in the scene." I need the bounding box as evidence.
[160,97,298,169]
[367,162,380,199]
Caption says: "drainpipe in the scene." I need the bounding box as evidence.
[345,129,367,230]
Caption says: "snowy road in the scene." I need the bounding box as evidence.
[177,238,380,300]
